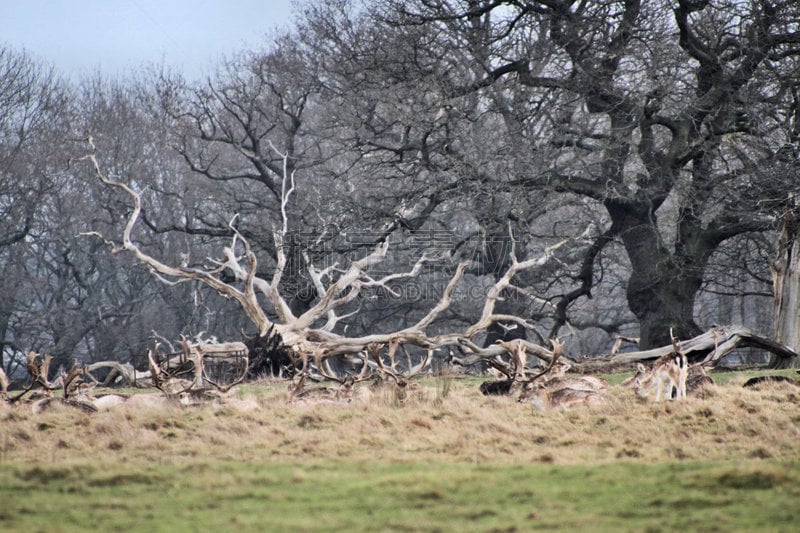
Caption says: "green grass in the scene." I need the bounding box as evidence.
[0,460,798,532]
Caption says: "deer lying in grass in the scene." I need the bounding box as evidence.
[514,339,609,411]
[632,335,688,402]
[522,385,609,411]
[624,361,712,399]
[742,375,800,388]
[367,343,432,403]
[686,363,715,395]
[288,355,374,404]
[480,338,565,396]
[518,342,609,410]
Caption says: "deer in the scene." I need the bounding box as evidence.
[516,339,609,409]
[480,338,566,396]
[148,348,195,397]
[524,385,610,411]
[632,332,688,402]
[30,364,98,414]
[367,342,432,403]
[286,348,375,404]
[686,363,715,395]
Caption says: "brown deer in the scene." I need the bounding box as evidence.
[633,334,688,402]
[367,342,432,403]
[517,339,609,410]
[524,386,609,411]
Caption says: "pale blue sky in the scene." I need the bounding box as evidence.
[0,0,296,80]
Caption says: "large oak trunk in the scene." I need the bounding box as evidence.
[607,202,705,350]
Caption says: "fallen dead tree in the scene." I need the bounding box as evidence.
[84,360,151,388]
[75,139,580,388]
[84,336,249,392]
[605,325,798,368]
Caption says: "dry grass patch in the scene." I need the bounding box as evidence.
[1,376,797,467]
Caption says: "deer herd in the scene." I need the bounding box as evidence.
[0,329,758,415]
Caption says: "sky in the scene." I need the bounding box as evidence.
[0,0,297,80]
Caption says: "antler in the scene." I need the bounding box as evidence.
[525,338,565,383]
[9,352,56,403]
[288,373,308,402]
[407,349,432,380]
[28,352,54,389]
[368,342,430,385]
[202,355,250,394]
[669,328,684,356]
[148,348,193,396]
[61,365,85,400]
[317,354,373,384]
[496,340,528,382]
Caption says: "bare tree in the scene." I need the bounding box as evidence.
[361,0,800,350]
[0,47,70,375]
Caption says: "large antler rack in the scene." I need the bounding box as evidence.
[147,347,194,397]
[368,343,431,385]
[8,352,57,404]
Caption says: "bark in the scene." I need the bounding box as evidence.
[771,200,800,368]
[605,200,705,349]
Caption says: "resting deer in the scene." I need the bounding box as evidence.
[287,350,375,404]
[523,386,609,411]
[633,334,688,402]
[481,338,567,396]
[686,363,715,395]
[367,343,432,403]
[516,339,609,410]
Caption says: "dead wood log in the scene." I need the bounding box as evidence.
[607,325,798,367]
[84,361,151,388]
[245,325,295,378]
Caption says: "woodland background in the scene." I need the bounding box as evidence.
[2,0,799,378]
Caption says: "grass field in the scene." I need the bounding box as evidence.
[1,368,798,531]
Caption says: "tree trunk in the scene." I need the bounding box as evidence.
[771,199,800,368]
[606,201,704,349]
[629,276,702,350]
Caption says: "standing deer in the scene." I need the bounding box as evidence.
[633,333,688,402]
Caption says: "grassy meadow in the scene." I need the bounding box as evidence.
[1,368,799,531]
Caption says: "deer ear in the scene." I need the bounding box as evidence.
[637,363,647,372]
